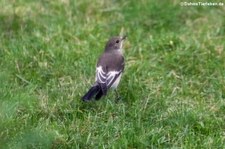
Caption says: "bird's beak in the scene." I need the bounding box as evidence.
[121,35,127,41]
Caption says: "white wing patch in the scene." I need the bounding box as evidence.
[96,66,106,83]
[107,71,121,86]
[111,73,122,89]
[96,66,122,87]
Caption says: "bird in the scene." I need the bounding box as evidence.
[82,35,127,101]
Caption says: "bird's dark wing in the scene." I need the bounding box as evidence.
[96,66,123,93]
[106,70,122,88]
[96,52,124,94]
[105,55,124,88]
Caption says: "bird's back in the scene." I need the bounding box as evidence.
[97,51,124,72]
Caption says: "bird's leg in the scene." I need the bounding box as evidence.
[115,89,121,102]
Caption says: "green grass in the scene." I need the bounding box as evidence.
[0,0,225,148]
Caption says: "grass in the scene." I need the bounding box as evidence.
[0,0,225,148]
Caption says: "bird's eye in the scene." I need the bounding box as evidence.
[116,40,119,43]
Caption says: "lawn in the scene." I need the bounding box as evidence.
[0,0,225,148]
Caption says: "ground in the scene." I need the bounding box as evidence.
[0,0,225,148]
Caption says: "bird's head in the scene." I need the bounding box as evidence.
[105,35,127,51]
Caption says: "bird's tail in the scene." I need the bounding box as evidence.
[82,85,101,101]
